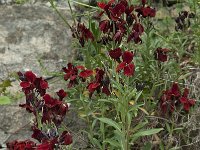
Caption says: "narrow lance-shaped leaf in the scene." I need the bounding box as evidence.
[97,117,122,133]
[131,128,163,142]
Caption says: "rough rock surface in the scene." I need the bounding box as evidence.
[0,3,74,80]
[0,1,88,148]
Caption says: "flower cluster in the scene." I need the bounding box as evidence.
[175,11,195,31]
[87,68,111,98]
[7,130,72,150]
[7,71,72,149]
[160,82,195,114]
[72,23,94,47]
[63,63,111,98]
[97,0,156,44]
[62,63,93,87]
[109,48,135,76]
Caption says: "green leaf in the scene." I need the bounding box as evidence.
[131,120,148,133]
[142,142,152,150]
[133,128,163,137]
[103,139,120,148]
[92,138,102,149]
[166,122,171,133]
[135,91,143,102]
[97,117,121,133]
[0,96,11,105]
[178,72,192,80]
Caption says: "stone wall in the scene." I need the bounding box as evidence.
[0,1,74,80]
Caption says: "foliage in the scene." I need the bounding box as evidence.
[6,0,200,149]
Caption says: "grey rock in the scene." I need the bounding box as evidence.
[0,4,74,79]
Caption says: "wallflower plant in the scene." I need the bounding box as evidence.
[6,0,199,149]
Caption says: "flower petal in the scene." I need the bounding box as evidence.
[40,80,48,89]
[20,81,30,88]
[124,63,135,76]
[109,48,122,60]
[116,62,126,72]
[79,69,93,78]
[122,51,134,64]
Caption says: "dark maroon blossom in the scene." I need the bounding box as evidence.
[6,140,36,150]
[56,89,67,100]
[179,88,195,111]
[32,126,48,142]
[62,63,79,88]
[109,48,122,60]
[87,69,111,98]
[99,20,111,33]
[79,69,93,79]
[72,23,94,47]
[42,94,68,125]
[113,30,124,43]
[116,51,135,76]
[154,48,170,62]
[122,51,134,64]
[160,83,196,113]
[141,0,146,6]
[135,6,156,18]
[59,131,73,145]
[109,3,126,21]
[127,23,144,44]
[170,82,180,97]
[127,31,142,43]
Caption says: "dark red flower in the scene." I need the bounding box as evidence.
[77,23,94,41]
[99,20,110,33]
[36,142,54,150]
[97,0,115,10]
[42,94,68,125]
[7,140,36,150]
[116,62,135,76]
[124,63,135,76]
[102,85,111,96]
[109,3,126,21]
[179,88,195,111]
[20,81,31,88]
[87,82,100,93]
[109,48,122,60]
[56,89,67,100]
[79,69,93,79]
[72,23,94,47]
[87,69,111,98]
[154,48,169,62]
[160,90,175,113]
[127,31,142,43]
[25,71,36,83]
[63,63,79,88]
[122,51,134,64]
[97,2,107,9]
[113,30,124,43]
[132,23,144,34]
[43,94,60,107]
[136,6,156,18]
[32,126,48,142]
[170,82,180,97]
[59,131,73,145]
[142,0,146,6]
[40,80,48,89]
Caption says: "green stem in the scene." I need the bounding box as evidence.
[49,0,72,29]
[121,76,130,150]
[67,0,76,25]
[100,103,106,150]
